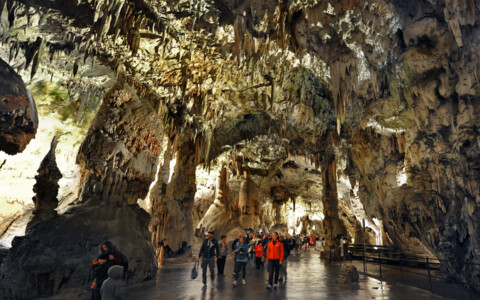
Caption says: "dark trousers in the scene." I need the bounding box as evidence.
[234,261,247,280]
[217,256,226,275]
[268,259,280,285]
[201,257,215,284]
[90,289,100,300]
[255,256,263,269]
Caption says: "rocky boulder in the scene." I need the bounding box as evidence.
[0,58,38,155]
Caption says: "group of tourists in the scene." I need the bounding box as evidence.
[294,234,323,253]
[90,241,129,300]
[197,230,308,291]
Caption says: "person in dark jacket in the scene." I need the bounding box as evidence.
[217,235,228,276]
[91,253,113,300]
[100,265,124,300]
[197,231,219,291]
[100,241,128,280]
[279,235,291,282]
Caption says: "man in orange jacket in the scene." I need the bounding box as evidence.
[266,232,284,289]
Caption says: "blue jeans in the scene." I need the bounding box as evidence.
[201,257,215,284]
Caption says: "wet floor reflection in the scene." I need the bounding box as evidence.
[127,252,448,300]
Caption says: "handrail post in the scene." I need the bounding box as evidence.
[399,254,403,282]
[427,257,432,292]
[379,249,382,279]
[363,219,367,277]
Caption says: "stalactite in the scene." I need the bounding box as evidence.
[127,27,140,55]
[25,37,42,70]
[30,51,39,79]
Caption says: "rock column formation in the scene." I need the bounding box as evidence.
[150,139,196,253]
[322,133,347,257]
[238,171,261,230]
[29,137,62,225]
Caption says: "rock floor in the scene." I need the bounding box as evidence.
[126,251,455,300]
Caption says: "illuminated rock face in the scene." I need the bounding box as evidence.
[0,58,38,155]
[238,171,260,230]
[0,84,160,299]
[1,0,480,296]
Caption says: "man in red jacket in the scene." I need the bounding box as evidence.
[266,232,284,289]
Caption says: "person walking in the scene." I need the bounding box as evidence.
[217,235,228,276]
[233,236,249,287]
[197,231,219,291]
[253,241,264,269]
[266,232,284,289]
[279,235,291,283]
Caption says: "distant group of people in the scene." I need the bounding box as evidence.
[90,241,129,300]
[197,230,319,291]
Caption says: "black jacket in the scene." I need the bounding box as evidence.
[199,238,219,258]
[282,240,291,259]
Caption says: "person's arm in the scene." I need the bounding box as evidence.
[266,243,270,263]
[214,241,219,261]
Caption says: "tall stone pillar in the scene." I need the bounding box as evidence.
[150,138,196,254]
[238,170,260,230]
[322,133,347,258]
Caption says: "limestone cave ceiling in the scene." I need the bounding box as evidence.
[1,0,480,294]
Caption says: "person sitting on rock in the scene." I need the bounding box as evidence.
[100,241,129,280]
[91,253,113,300]
[159,238,174,258]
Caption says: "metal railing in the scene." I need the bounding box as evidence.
[340,243,479,299]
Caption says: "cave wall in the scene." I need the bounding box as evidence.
[0,83,162,298]
[346,0,480,289]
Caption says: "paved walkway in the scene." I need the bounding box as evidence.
[125,251,454,300]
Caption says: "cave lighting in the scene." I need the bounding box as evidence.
[396,165,407,186]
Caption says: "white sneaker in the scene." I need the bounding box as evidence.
[233,280,237,287]
[242,279,246,285]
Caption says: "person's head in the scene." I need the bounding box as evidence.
[100,241,114,254]
[279,235,284,241]
[221,235,227,241]
[208,231,214,240]
[239,236,245,244]
[272,232,278,240]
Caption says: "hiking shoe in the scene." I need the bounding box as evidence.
[242,279,246,285]
[201,285,207,291]
[233,280,237,287]
[266,284,272,290]
[274,283,278,289]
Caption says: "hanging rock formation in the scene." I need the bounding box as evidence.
[0,58,38,155]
